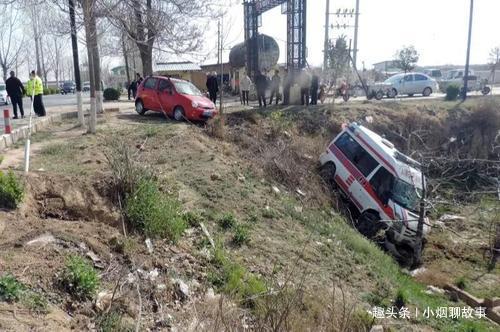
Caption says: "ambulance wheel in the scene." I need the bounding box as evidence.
[357,211,382,238]
[319,162,337,190]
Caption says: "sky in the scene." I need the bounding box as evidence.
[199,0,500,68]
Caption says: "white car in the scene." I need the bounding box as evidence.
[384,73,439,98]
[319,122,429,266]
[0,84,9,105]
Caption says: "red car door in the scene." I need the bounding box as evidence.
[157,79,176,115]
[142,77,161,111]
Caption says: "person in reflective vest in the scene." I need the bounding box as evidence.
[26,70,46,117]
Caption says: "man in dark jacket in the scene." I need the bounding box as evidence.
[310,71,320,105]
[206,72,219,104]
[128,80,137,99]
[5,71,26,119]
[254,70,268,108]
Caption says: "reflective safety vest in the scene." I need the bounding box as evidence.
[26,76,44,96]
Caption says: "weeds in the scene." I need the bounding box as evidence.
[22,291,49,314]
[217,213,237,230]
[208,241,266,307]
[455,276,468,290]
[0,274,23,302]
[232,224,250,246]
[60,255,100,300]
[0,170,24,209]
[0,274,48,313]
[40,142,76,156]
[182,210,204,228]
[125,179,186,241]
[95,310,134,332]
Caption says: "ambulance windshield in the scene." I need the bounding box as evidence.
[391,179,422,213]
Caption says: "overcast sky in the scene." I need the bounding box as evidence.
[199,0,500,68]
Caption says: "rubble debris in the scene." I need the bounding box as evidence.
[438,214,466,222]
[95,291,113,311]
[425,285,445,295]
[296,188,306,197]
[145,238,154,254]
[25,233,56,247]
[173,279,190,301]
[272,185,281,194]
[86,250,105,269]
[200,222,215,248]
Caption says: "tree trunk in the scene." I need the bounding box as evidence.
[69,0,83,125]
[83,0,96,133]
[138,45,153,76]
[122,31,131,86]
[1,65,7,83]
[31,8,42,76]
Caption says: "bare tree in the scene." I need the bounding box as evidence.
[102,0,221,75]
[489,46,500,84]
[0,3,25,81]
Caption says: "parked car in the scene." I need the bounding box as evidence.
[135,76,218,121]
[0,84,9,105]
[438,69,490,95]
[319,122,429,266]
[384,73,438,98]
[82,82,91,92]
[60,81,76,94]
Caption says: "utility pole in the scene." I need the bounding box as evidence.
[323,0,330,70]
[463,0,474,101]
[353,0,360,68]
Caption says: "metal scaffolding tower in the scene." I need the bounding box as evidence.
[243,0,306,76]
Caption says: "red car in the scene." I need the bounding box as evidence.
[135,76,218,121]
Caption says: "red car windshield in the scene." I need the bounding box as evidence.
[174,81,202,96]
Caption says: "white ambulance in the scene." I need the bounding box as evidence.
[319,122,430,264]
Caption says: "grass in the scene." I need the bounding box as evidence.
[182,210,204,228]
[0,274,48,313]
[61,255,100,300]
[95,310,134,332]
[40,142,77,156]
[0,274,24,302]
[232,224,250,246]
[0,170,24,209]
[217,213,237,230]
[125,179,186,241]
[208,241,266,307]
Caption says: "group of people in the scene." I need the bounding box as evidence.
[127,73,144,100]
[5,70,46,119]
[239,68,324,108]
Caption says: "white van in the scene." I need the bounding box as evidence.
[319,122,430,264]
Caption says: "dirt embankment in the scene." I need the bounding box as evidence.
[0,99,498,331]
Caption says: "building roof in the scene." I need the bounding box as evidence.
[155,61,202,72]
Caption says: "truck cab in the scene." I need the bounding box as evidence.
[319,122,430,265]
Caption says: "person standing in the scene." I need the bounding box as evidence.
[129,80,138,99]
[299,69,311,106]
[269,70,281,105]
[282,69,291,105]
[254,70,268,108]
[136,73,143,87]
[26,70,46,117]
[206,72,219,104]
[310,71,320,105]
[240,73,252,106]
[5,71,26,119]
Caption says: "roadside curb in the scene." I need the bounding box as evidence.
[0,111,79,151]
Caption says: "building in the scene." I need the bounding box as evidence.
[154,61,206,90]
[372,60,401,75]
